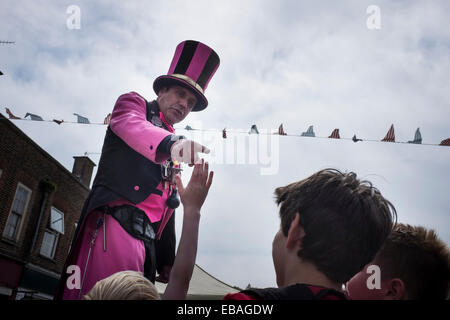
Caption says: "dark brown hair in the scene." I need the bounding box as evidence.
[274,168,397,283]
[374,224,450,299]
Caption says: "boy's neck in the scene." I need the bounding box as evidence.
[282,258,342,291]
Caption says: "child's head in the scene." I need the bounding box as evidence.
[83,270,160,300]
[273,168,397,285]
[347,224,450,300]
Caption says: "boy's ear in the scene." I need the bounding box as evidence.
[286,213,306,250]
[384,278,406,300]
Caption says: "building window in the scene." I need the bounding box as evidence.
[49,207,64,234]
[2,183,32,241]
[40,230,59,259]
[40,207,64,259]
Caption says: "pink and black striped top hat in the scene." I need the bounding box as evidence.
[153,40,220,112]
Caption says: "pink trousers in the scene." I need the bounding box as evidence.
[62,210,146,299]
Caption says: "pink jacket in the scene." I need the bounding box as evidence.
[108,91,176,237]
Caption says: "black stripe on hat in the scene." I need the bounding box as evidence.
[173,40,199,75]
[196,50,220,89]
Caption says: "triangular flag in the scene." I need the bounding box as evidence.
[104,113,112,125]
[408,128,422,144]
[53,119,64,125]
[24,112,43,121]
[278,124,287,135]
[381,124,395,142]
[222,128,227,139]
[5,107,21,119]
[73,113,90,124]
[328,129,340,139]
[301,125,315,137]
[352,134,362,143]
[249,125,259,134]
[439,138,450,146]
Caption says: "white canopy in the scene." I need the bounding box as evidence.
[155,264,239,300]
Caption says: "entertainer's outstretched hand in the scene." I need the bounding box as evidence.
[175,159,213,211]
[171,139,210,166]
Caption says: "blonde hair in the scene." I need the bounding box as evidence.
[83,271,161,300]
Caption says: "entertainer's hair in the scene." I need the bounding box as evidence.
[374,223,450,300]
[274,168,397,283]
[83,270,160,300]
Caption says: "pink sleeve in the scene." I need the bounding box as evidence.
[109,92,172,163]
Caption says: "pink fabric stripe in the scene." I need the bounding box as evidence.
[168,42,185,74]
[185,44,212,82]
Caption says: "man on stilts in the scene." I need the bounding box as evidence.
[55,40,220,299]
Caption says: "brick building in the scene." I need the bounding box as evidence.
[0,114,95,300]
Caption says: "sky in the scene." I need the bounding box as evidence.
[1,0,449,290]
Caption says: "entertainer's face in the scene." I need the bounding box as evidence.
[157,85,197,125]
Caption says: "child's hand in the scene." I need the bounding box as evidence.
[163,159,212,300]
[175,159,213,212]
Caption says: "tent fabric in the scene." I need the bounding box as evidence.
[155,264,239,299]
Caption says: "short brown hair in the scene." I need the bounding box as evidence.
[374,224,450,299]
[275,168,397,283]
[83,271,160,300]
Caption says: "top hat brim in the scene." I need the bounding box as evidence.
[153,75,208,112]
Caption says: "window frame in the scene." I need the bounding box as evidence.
[39,229,59,259]
[49,206,64,235]
[2,182,32,241]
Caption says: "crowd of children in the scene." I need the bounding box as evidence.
[80,163,449,300]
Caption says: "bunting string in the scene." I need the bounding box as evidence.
[1,107,449,148]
